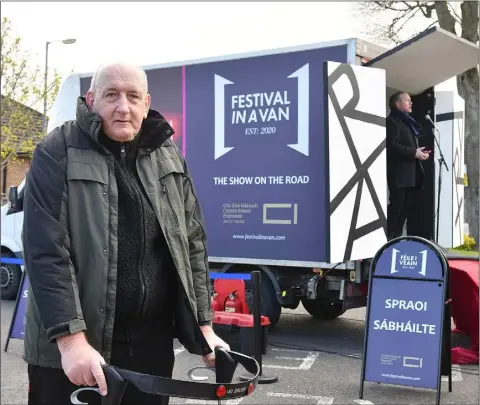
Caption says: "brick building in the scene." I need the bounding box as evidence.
[1,95,47,204]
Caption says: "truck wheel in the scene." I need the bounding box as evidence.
[245,273,282,329]
[1,252,22,301]
[301,299,345,320]
[260,275,282,328]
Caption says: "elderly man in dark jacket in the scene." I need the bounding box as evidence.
[386,91,430,239]
[22,62,229,405]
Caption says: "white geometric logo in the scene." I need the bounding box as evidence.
[390,248,427,276]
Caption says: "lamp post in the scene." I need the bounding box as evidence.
[43,38,76,134]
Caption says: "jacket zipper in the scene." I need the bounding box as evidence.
[161,178,179,226]
[102,154,113,360]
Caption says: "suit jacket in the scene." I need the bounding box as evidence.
[386,112,425,189]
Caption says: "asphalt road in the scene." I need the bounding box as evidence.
[2,301,478,405]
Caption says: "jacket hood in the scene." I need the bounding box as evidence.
[75,96,175,151]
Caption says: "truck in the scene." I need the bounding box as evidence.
[2,26,477,327]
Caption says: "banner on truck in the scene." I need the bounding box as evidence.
[185,45,350,264]
[79,43,389,265]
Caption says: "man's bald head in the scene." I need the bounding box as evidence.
[85,62,151,142]
[88,62,148,96]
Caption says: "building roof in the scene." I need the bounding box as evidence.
[1,94,48,156]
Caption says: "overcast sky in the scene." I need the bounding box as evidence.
[2,1,442,117]
[2,2,435,76]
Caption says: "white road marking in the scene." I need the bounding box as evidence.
[174,345,185,356]
[263,350,319,371]
[275,356,306,361]
[354,400,375,405]
[442,364,463,382]
[298,352,319,370]
[185,399,242,404]
[268,392,334,405]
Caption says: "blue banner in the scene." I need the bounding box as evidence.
[185,45,349,263]
[362,238,448,391]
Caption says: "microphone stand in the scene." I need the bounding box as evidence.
[430,121,449,245]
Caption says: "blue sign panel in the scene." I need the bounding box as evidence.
[10,273,29,339]
[364,277,444,389]
[361,237,448,393]
[185,45,349,263]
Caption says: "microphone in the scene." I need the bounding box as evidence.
[425,114,435,127]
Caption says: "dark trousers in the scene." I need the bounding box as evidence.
[387,187,414,239]
[27,335,174,405]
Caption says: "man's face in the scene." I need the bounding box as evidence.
[86,65,151,142]
[396,93,412,113]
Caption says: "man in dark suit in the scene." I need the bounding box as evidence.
[386,91,430,239]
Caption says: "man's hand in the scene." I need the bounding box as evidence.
[57,332,108,396]
[415,147,430,160]
[200,325,230,367]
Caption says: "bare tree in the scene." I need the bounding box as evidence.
[358,1,479,245]
[1,16,61,172]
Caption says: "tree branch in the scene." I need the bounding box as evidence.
[447,2,463,25]
[357,1,438,44]
[1,17,62,171]
[367,1,417,13]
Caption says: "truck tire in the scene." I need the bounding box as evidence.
[1,252,22,301]
[260,275,282,328]
[301,299,345,320]
[244,273,282,329]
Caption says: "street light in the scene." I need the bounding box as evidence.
[43,38,77,134]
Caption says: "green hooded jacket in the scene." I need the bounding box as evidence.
[22,97,214,368]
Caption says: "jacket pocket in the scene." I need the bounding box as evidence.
[67,161,108,184]
[66,160,110,297]
[156,155,185,180]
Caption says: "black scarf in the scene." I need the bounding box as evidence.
[391,108,422,137]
